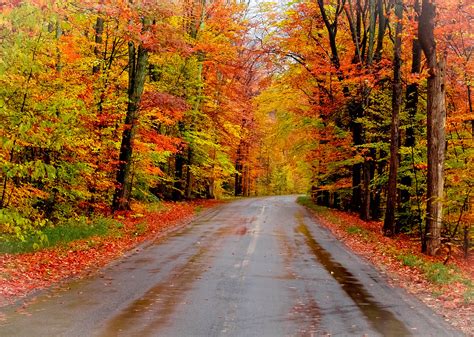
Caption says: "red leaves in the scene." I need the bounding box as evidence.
[305,206,474,335]
[140,91,187,123]
[0,200,219,308]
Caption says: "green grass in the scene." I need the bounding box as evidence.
[194,205,204,214]
[0,216,121,254]
[297,196,371,239]
[463,289,474,304]
[146,202,167,213]
[398,253,423,267]
[133,222,148,236]
[424,262,460,284]
[396,253,464,285]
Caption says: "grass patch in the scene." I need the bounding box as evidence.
[297,196,371,239]
[398,253,423,267]
[133,222,148,236]
[146,202,167,213]
[297,196,333,219]
[396,253,463,285]
[0,216,121,254]
[194,205,204,214]
[346,226,364,235]
[463,289,474,304]
[423,262,459,284]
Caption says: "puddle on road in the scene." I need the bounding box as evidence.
[296,217,411,337]
[97,245,209,337]
[97,224,234,337]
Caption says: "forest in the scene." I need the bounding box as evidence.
[0,0,472,258]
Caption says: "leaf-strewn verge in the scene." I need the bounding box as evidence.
[298,196,473,336]
[0,200,220,308]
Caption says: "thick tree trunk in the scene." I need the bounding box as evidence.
[112,42,148,211]
[383,0,403,236]
[349,100,364,212]
[374,0,387,62]
[366,0,377,65]
[419,0,447,255]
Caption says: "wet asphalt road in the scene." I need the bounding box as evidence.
[0,196,463,337]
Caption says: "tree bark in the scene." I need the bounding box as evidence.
[92,17,104,74]
[383,0,403,236]
[360,158,371,220]
[112,42,148,211]
[235,144,243,196]
[419,0,447,255]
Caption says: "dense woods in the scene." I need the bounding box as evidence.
[0,0,472,257]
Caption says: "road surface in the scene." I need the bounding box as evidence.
[0,196,462,336]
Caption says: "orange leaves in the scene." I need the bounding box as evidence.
[137,130,181,153]
[0,200,219,306]
[140,91,187,124]
[58,36,82,64]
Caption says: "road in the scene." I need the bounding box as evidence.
[0,196,462,336]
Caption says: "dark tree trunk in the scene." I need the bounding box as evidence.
[372,150,385,220]
[419,0,446,255]
[360,158,371,220]
[374,0,387,62]
[235,145,243,196]
[112,42,148,211]
[383,0,403,236]
[185,148,193,199]
[349,101,364,212]
[173,140,185,200]
[92,17,104,74]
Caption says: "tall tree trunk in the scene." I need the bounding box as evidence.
[419,0,447,255]
[374,0,387,62]
[399,0,422,229]
[383,0,403,236]
[360,158,371,220]
[349,100,364,212]
[366,0,377,65]
[112,42,148,211]
[173,121,186,201]
[235,144,243,196]
[92,17,104,74]
[185,148,193,199]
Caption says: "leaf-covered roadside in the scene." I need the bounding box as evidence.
[0,200,220,308]
[298,196,473,336]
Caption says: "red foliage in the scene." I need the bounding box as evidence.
[0,200,220,308]
[304,207,473,335]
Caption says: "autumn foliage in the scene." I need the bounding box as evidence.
[0,0,472,261]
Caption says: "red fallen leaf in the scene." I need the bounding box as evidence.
[0,200,220,307]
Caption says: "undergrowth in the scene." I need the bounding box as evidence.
[0,216,121,254]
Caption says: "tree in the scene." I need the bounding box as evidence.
[418,0,446,255]
[112,41,149,211]
[383,0,403,236]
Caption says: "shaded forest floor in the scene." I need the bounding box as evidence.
[298,196,473,336]
[0,199,221,309]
